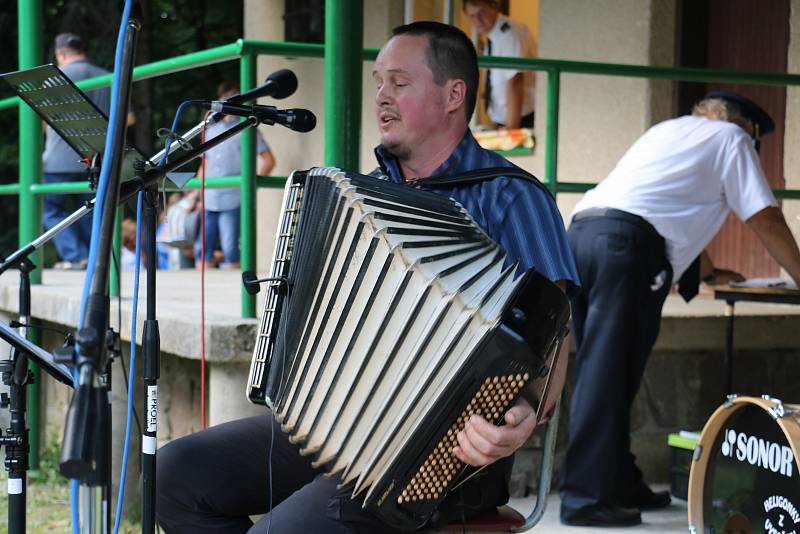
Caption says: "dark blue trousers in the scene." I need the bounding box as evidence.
[559,214,672,517]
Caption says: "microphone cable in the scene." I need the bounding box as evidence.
[113,191,144,534]
[111,97,195,531]
[199,112,211,429]
[72,0,133,531]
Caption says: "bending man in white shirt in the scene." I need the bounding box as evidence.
[559,91,800,528]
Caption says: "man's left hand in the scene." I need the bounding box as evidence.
[453,397,538,466]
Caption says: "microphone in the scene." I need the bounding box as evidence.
[201,101,316,133]
[226,69,298,103]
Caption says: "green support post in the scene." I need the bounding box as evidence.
[324,0,363,169]
[18,0,43,471]
[240,52,257,318]
[544,69,560,197]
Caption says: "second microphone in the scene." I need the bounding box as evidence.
[200,101,316,133]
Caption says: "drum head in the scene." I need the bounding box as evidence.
[690,399,800,533]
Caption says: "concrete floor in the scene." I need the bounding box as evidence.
[510,485,688,533]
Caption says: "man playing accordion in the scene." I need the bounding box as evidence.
[157,21,578,533]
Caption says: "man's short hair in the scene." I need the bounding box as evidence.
[692,92,775,139]
[391,21,479,121]
[462,0,500,10]
[54,32,86,54]
[217,81,239,99]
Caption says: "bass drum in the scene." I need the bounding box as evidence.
[688,395,800,534]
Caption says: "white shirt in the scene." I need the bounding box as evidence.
[570,115,777,279]
[485,14,536,125]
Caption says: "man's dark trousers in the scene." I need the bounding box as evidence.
[157,413,511,533]
[559,213,672,518]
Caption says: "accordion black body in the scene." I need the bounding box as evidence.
[247,167,570,529]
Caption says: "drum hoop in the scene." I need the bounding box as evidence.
[687,395,800,532]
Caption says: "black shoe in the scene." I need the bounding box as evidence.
[615,486,672,510]
[561,503,642,527]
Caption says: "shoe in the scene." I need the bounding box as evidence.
[615,485,672,510]
[53,259,89,271]
[561,503,642,527]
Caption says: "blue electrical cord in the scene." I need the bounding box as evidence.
[72,1,133,531]
[113,192,143,534]
[109,99,196,531]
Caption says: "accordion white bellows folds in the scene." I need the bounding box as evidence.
[247,167,570,529]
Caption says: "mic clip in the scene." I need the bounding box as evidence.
[242,270,289,296]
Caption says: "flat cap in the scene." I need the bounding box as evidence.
[704,91,775,135]
[54,32,85,52]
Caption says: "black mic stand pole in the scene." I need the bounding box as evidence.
[137,160,160,534]
[0,257,36,534]
[59,9,140,533]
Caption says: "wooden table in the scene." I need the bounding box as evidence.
[712,284,800,394]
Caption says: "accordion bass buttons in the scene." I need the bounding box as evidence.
[398,373,529,505]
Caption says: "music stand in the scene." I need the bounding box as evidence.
[0,63,146,182]
[0,322,74,387]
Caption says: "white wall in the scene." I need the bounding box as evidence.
[784,0,800,276]
[535,0,676,218]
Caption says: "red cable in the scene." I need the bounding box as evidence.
[199,112,211,429]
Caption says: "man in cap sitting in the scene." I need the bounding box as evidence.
[559,92,800,527]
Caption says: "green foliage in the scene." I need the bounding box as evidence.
[0,0,244,257]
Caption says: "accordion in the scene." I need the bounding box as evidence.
[247,167,570,529]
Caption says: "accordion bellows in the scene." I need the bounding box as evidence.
[248,167,569,529]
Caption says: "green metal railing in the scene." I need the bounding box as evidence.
[5,11,800,308]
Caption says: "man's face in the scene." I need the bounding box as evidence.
[373,35,449,160]
[464,2,500,35]
[54,49,67,67]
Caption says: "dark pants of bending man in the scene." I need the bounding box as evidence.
[157,414,512,533]
[559,213,672,516]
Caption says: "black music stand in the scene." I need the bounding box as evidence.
[0,63,138,533]
[0,63,145,182]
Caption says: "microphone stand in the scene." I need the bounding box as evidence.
[139,162,160,534]
[59,11,140,534]
[0,258,35,534]
[0,261,75,534]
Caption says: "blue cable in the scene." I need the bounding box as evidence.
[72,1,133,531]
[108,99,196,531]
[113,192,143,534]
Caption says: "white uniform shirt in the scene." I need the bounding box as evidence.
[570,115,777,279]
[485,14,536,125]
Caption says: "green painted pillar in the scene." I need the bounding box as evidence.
[18,0,43,470]
[324,0,363,169]
[544,69,560,197]
[240,52,257,318]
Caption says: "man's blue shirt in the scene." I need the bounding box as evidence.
[374,132,579,291]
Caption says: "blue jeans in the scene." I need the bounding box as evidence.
[195,207,240,264]
[42,172,94,263]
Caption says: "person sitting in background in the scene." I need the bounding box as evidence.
[195,82,275,269]
[463,0,536,128]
